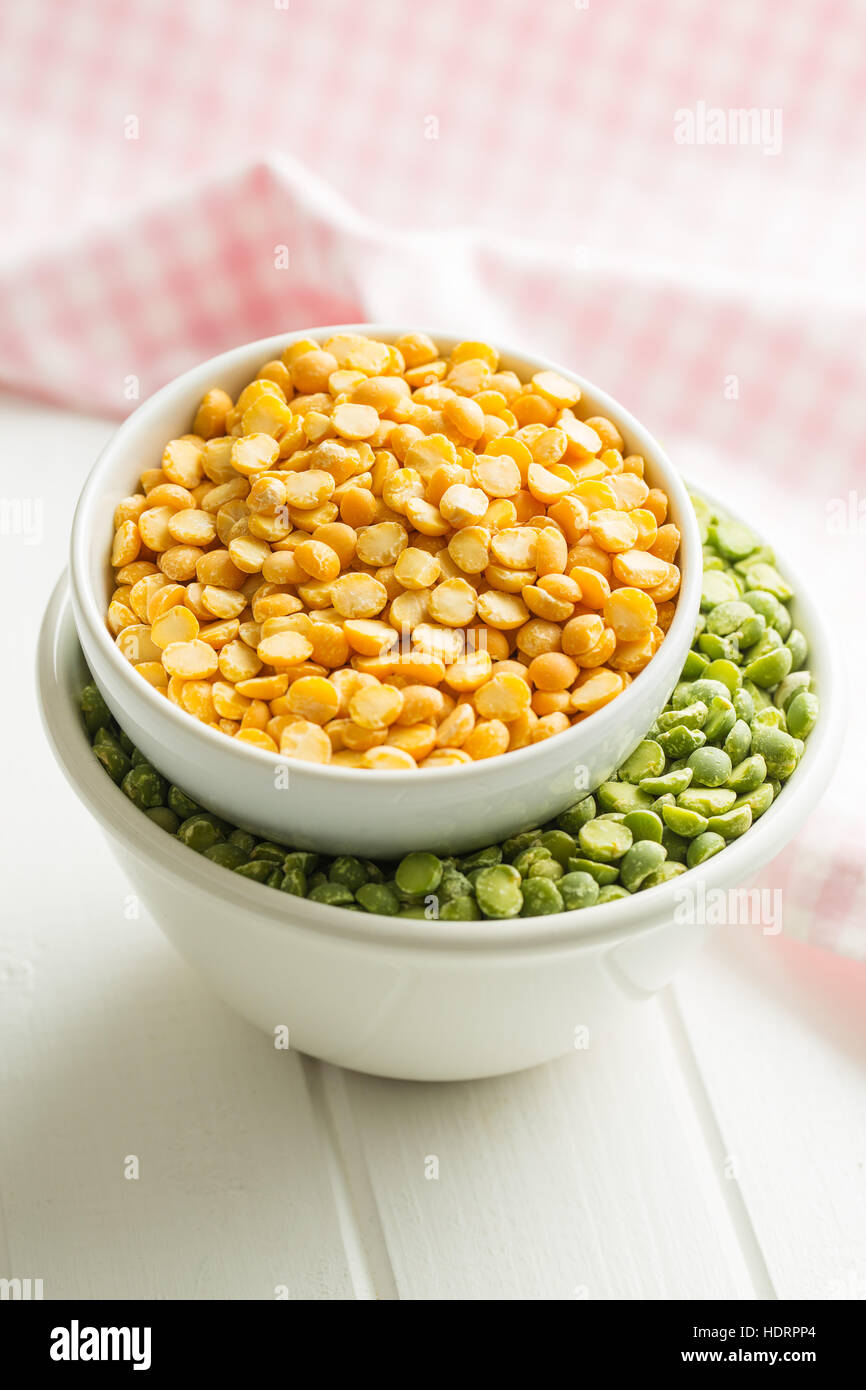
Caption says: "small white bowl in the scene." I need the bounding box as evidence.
[42,497,843,1080]
[70,325,701,858]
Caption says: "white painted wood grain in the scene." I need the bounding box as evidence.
[672,929,866,1300]
[0,739,358,1299]
[328,1002,760,1301]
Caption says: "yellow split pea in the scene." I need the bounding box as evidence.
[107,332,681,768]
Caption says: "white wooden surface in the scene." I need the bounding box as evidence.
[2,394,864,1301]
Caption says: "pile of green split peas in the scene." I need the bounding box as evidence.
[81,495,819,921]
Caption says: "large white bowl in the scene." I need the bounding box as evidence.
[70,326,702,858]
[41,522,843,1080]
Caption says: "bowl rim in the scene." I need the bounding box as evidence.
[69,323,703,790]
[43,475,845,952]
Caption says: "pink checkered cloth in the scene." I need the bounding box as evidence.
[2,0,862,954]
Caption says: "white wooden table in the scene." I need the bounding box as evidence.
[2,393,864,1301]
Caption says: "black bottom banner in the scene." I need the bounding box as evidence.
[6,1297,858,1373]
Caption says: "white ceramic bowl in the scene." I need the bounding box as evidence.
[70,325,702,858]
[41,510,843,1080]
